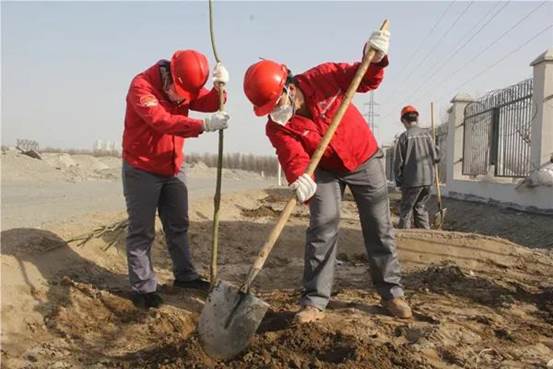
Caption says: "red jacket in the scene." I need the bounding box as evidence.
[123,61,220,176]
[266,57,388,183]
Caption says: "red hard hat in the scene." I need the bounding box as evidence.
[170,50,209,101]
[401,105,419,118]
[243,60,289,116]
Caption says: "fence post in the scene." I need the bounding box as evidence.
[530,48,553,169]
[490,107,500,175]
[446,93,474,188]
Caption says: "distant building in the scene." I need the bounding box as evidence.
[93,139,119,154]
[94,139,104,152]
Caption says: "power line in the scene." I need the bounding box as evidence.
[376,0,553,128]
[453,23,553,92]
[387,0,457,85]
[380,20,547,126]
[422,2,509,86]
[380,1,548,121]
[414,0,548,103]
[395,1,475,87]
[400,1,511,106]
[395,24,551,118]
[380,1,474,110]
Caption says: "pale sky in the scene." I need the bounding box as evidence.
[2,1,552,155]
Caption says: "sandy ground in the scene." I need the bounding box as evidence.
[387,192,553,251]
[1,151,552,369]
[1,151,275,230]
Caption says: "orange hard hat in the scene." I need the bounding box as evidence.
[243,60,289,116]
[170,50,209,101]
[401,105,419,118]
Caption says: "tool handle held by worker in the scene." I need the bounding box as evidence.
[210,83,225,284]
[431,102,439,190]
[241,19,390,293]
[431,102,445,227]
[305,20,389,176]
[209,0,226,285]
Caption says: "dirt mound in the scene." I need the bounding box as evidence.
[126,324,426,369]
[185,161,270,181]
[239,324,425,369]
[42,153,78,169]
[44,153,118,182]
[1,150,66,183]
[47,279,196,360]
[1,228,68,256]
[1,151,121,184]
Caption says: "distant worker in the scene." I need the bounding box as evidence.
[393,105,440,229]
[122,50,230,309]
[243,28,412,323]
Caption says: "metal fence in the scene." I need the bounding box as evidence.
[16,139,40,152]
[435,125,448,183]
[462,78,534,177]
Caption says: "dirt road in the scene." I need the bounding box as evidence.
[1,151,275,230]
[1,176,275,230]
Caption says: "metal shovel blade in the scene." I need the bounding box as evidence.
[198,280,269,360]
[433,208,448,229]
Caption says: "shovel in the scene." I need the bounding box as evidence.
[198,19,390,360]
[431,102,447,229]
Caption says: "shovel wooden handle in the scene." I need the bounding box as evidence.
[210,82,225,284]
[431,102,444,226]
[208,0,226,285]
[241,19,390,292]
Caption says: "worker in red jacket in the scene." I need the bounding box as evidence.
[243,30,411,322]
[123,49,230,309]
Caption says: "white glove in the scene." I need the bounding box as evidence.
[290,174,317,203]
[364,30,390,62]
[212,62,229,85]
[203,111,230,132]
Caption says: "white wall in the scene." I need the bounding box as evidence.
[445,179,553,214]
[444,48,553,213]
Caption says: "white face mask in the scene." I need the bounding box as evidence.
[270,89,295,125]
[270,104,294,126]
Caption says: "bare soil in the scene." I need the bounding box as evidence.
[387,191,553,250]
[1,188,552,369]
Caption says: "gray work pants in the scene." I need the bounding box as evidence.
[398,186,431,229]
[122,161,198,293]
[301,152,404,310]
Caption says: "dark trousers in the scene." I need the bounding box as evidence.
[398,186,432,229]
[122,161,198,293]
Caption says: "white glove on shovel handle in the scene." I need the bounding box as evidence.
[204,111,230,132]
[364,30,390,62]
[213,62,229,85]
[290,174,317,203]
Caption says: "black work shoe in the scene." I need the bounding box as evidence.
[173,278,211,292]
[144,292,163,309]
[131,292,163,309]
[131,292,147,310]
